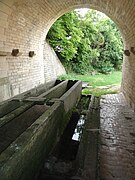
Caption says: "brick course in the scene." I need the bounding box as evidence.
[0,0,135,107]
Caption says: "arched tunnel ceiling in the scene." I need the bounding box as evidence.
[1,0,135,108]
[2,0,135,47]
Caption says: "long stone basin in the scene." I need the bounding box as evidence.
[0,80,82,180]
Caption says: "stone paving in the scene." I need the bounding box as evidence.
[100,93,135,180]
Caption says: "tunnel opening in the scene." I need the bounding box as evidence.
[0,1,135,179]
[0,0,134,109]
[46,8,123,97]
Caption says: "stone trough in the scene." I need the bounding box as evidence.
[0,80,82,180]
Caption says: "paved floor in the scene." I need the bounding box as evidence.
[100,93,135,180]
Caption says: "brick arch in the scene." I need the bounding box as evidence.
[0,0,135,108]
[45,4,126,42]
[43,0,134,44]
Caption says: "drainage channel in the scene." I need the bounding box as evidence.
[37,95,91,180]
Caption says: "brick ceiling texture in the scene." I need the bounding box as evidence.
[0,0,135,108]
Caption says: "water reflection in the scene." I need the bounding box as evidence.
[72,114,85,141]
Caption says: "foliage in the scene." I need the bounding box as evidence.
[93,18,123,72]
[47,11,83,62]
[47,9,123,74]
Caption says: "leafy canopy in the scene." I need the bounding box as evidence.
[47,9,123,74]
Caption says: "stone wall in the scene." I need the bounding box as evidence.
[43,41,66,84]
[1,0,135,108]
[0,0,66,102]
[0,39,66,102]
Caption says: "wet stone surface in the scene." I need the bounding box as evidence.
[100,93,135,180]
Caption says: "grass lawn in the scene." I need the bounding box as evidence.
[58,71,122,96]
[82,85,121,96]
[58,71,122,86]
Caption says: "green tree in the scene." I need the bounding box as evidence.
[47,9,123,74]
[47,11,83,62]
[93,18,123,73]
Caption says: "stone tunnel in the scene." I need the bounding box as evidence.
[0,0,135,180]
[0,0,135,108]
